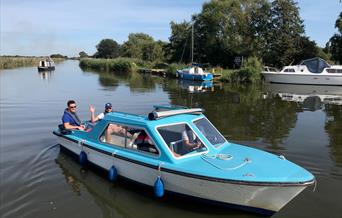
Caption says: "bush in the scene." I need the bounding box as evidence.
[166,63,187,77]
[79,58,142,73]
[235,57,263,83]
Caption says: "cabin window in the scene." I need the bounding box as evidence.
[327,69,342,73]
[193,118,226,146]
[100,123,159,155]
[157,123,206,157]
[284,68,295,72]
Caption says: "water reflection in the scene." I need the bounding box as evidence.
[56,150,248,218]
[168,84,298,149]
[324,105,342,165]
[38,70,54,81]
[178,80,214,93]
[265,84,342,111]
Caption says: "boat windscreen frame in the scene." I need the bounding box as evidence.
[97,122,161,158]
[192,117,228,148]
[155,121,209,160]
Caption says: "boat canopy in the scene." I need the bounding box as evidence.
[300,57,330,73]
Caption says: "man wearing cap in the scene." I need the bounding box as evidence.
[89,103,112,123]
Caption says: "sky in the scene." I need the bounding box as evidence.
[1,0,341,57]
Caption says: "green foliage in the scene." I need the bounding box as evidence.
[50,54,67,58]
[168,21,192,63]
[167,0,320,68]
[237,57,263,82]
[263,0,305,67]
[95,39,120,59]
[79,51,88,58]
[121,33,165,62]
[328,12,342,64]
[219,57,262,83]
[0,56,64,69]
[79,58,139,73]
[166,63,187,77]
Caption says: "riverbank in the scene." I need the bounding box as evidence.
[0,56,65,70]
[80,57,263,83]
[79,58,186,77]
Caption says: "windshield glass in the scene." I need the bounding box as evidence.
[193,118,226,145]
[157,123,206,157]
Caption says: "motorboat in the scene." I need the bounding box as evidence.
[38,57,55,71]
[177,66,213,81]
[53,105,315,216]
[262,57,342,85]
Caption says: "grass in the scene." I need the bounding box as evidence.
[80,57,263,84]
[79,58,147,73]
[0,56,65,70]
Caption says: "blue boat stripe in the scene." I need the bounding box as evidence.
[54,132,315,187]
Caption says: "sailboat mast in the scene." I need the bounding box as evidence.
[191,23,194,64]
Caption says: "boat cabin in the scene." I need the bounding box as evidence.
[65,106,226,162]
[182,66,206,75]
[299,57,330,74]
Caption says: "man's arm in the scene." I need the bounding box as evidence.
[64,122,84,130]
[89,106,99,123]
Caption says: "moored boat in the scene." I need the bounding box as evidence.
[38,57,55,71]
[53,105,315,215]
[176,66,213,81]
[262,57,342,85]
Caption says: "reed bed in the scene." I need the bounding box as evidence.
[0,57,65,70]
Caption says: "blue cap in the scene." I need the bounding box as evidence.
[105,103,112,109]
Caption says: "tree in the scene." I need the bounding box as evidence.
[167,21,192,63]
[263,0,305,67]
[50,54,67,58]
[95,39,120,59]
[328,12,342,64]
[121,33,165,62]
[79,51,88,58]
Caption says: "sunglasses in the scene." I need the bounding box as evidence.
[69,105,77,109]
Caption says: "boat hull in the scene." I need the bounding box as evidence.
[177,70,213,81]
[56,135,313,215]
[263,72,342,86]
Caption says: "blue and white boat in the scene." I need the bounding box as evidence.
[53,105,315,215]
[176,66,213,81]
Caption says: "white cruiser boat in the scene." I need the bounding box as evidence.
[262,58,342,86]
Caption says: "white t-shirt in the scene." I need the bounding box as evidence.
[182,130,196,143]
[97,112,105,120]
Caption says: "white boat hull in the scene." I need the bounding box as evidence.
[263,72,342,86]
[58,137,311,214]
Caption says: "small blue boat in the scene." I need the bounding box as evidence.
[53,105,314,215]
[177,66,213,81]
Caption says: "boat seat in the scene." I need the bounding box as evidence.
[170,139,183,154]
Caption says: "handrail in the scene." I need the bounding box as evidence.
[148,108,203,120]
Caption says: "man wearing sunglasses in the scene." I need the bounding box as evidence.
[62,100,85,130]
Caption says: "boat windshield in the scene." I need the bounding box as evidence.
[193,118,226,146]
[157,123,207,157]
[301,58,330,74]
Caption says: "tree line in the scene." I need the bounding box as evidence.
[79,0,342,68]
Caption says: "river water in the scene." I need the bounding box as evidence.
[0,60,341,218]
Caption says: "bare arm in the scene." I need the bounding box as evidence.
[64,122,84,130]
[89,105,99,123]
